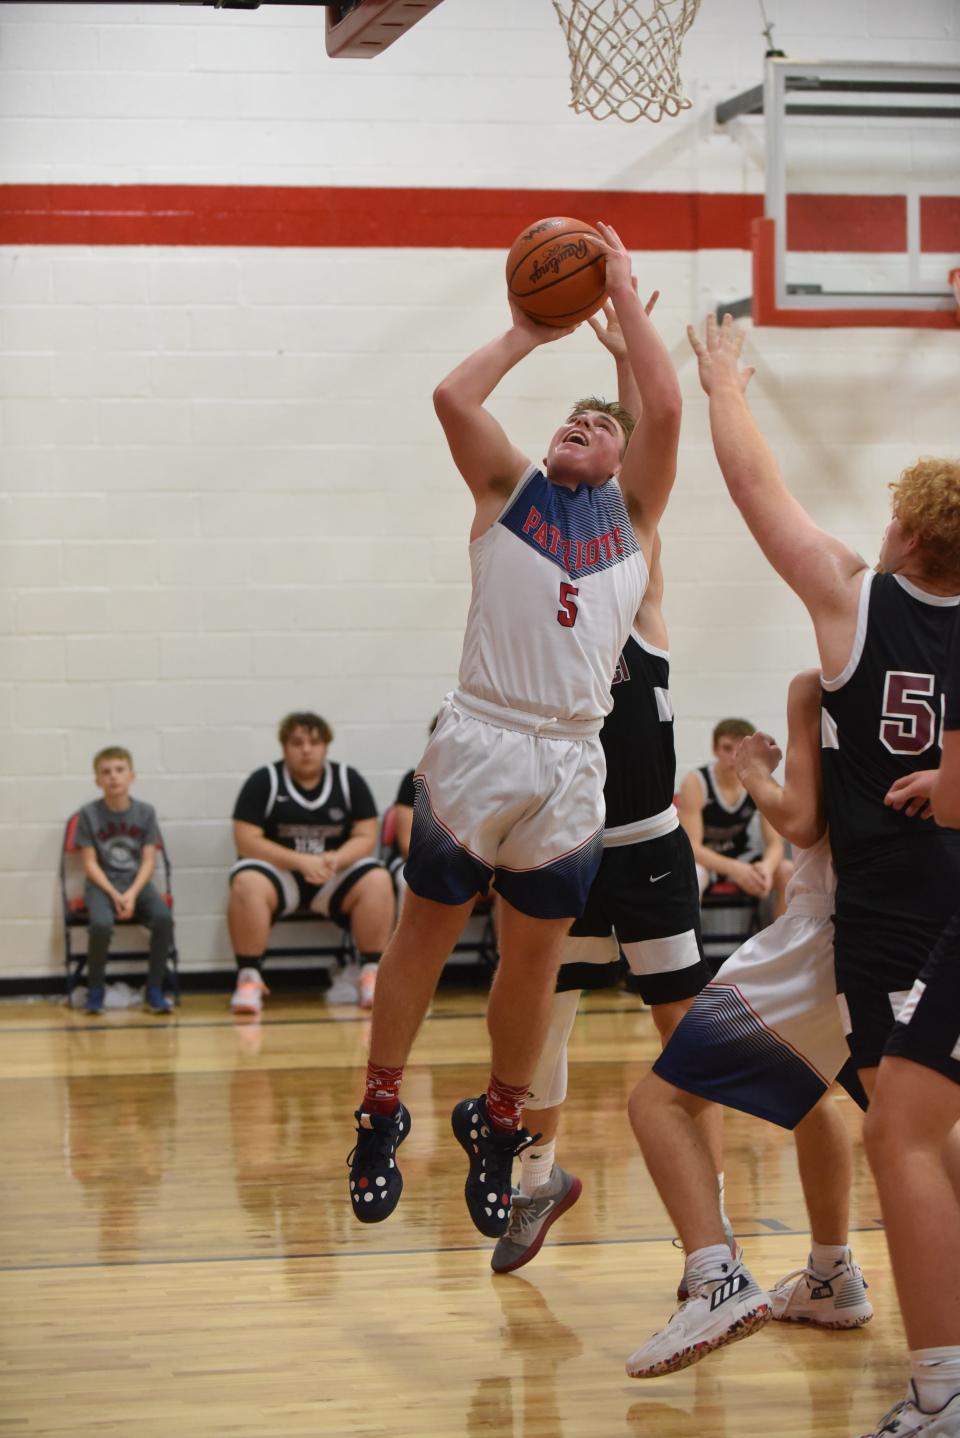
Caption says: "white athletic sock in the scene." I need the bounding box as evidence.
[911,1347,960,1412]
[717,1171,727,1220]
[683,1243,739,1295]
[519,1138,556,1197]
[809,1242,849,1278]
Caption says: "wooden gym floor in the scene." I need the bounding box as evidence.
[2,988,905,1438]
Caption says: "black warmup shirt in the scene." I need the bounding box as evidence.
[232,760,377,857]
[697,766,757,859]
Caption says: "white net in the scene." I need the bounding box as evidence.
[552,0,701,123]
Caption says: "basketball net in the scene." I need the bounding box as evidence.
[552,0,701,123]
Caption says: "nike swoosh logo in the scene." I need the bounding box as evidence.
[650,872,671,883]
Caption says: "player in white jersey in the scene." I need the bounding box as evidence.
[626,671,872,1378]
[347,225,683,1238]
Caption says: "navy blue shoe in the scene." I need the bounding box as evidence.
[348,1104,411,1223]
[144,986,173,1015]
[451,1095,537,1238]
[84,985,105,1015]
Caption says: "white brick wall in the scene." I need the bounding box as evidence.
[1,1,958,978]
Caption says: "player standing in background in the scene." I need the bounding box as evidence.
[347,227,683,1239]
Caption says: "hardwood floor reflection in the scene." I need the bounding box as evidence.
[1,989,903,1437]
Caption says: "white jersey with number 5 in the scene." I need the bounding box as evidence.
[457,464,648,727]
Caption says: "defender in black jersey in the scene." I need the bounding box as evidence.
[227,712,394,1014]
[820,569,960,1068]
[688,315,960,1086]
[857,614,960,1437]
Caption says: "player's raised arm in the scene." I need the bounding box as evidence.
[734,669,825,850]
[595,225,681,552]
[688,315,866,668]
[587,287,660,422]
[432,304,575,520]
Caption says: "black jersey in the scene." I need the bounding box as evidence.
[697,765,757,859]
[821,571,960,872]
[947,609,960,733]
[232,760,377,856]
[601,631,676,828]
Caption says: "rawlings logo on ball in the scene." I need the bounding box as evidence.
[529,239,591,284]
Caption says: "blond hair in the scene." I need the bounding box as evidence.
[93,745,133,773]
[890,458,960,586]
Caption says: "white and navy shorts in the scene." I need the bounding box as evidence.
[883,910,960,1086]
[653,903,860,1129]
[229,856,384,926]
[563,827,709,1005]
[404,697,605,921]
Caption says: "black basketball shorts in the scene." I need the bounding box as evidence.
[564,826,710,1005]
[883,909,960,1086]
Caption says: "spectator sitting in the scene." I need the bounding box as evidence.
[228,711,395,1015]
[678,716,792,917]
[76,746,174,1017]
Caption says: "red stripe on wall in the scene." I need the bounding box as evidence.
[0,185,955,252]
[922,196,960,253]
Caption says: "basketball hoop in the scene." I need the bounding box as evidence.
[552,0,701,124]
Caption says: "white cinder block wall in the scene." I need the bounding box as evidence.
[1,1,958,978]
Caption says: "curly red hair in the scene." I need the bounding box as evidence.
[889,458,960,587]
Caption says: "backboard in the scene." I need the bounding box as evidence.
[720,59,960,328]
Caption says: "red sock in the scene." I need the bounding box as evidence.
[485,1073,528,1134]
[362,1062,403,1116]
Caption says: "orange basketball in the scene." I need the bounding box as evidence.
[506,216,607,328]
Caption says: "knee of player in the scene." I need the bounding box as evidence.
[88,919,114,941]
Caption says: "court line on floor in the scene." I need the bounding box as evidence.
[0,1222,885,1275]
[0,1003,647,1036]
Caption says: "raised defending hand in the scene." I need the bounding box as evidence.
[507,294,578,345]
[687,313,755,397]
[587,286,659,358]
[594,221,635,295]
[884,769,937,820]
[734,731,782,784]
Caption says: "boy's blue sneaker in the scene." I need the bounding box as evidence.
[144,986,174,1015]
[348,1104,411,1222]
[451,1095,537,1238]
[84,985,105,1016]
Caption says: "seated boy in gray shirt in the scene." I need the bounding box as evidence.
[76,745,174,1016]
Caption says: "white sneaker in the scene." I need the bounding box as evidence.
[856,1383,960,1437]
[676,1216,741,1301]
[772,1248,873,1329]
[231,967,268,1016]
[359,962,377,1011]
[326,962,361,1005]
[626,1262,771,1378]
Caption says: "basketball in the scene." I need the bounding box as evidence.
[506,216,607,328]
